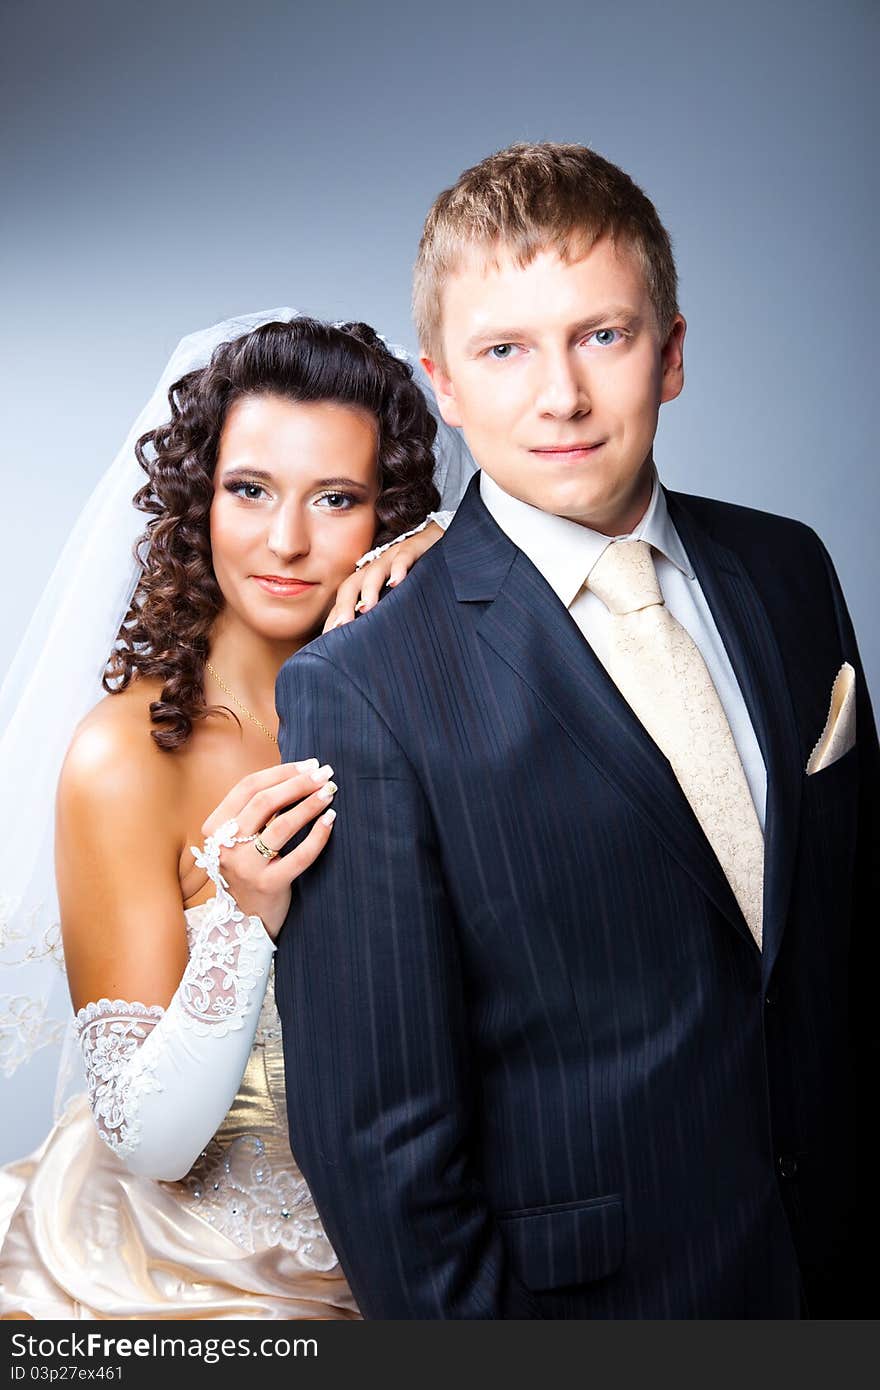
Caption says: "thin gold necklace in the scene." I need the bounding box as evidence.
[205,660,279,745]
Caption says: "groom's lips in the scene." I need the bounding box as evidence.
[252,574,319,597]
[530,441,605,462]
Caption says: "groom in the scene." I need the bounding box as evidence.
[274,143,878,1318]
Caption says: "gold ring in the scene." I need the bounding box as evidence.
[253,835,278,861]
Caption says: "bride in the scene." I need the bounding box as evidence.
[0,310,475,1319]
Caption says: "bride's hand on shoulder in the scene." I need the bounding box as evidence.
[199,760,337,939]
[322,520,445,632]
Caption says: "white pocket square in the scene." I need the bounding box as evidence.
[806,662,856,774]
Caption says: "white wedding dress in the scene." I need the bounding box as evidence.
[0,900,358,1321]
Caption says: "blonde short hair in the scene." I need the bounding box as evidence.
[413,142,679,365]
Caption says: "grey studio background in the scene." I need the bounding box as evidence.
[1,0,877,1163]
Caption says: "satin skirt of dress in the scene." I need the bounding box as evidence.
[0,1093,360,1321]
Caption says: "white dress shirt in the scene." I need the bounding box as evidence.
[480,469,767,830]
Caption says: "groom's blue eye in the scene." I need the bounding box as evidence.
[588,328,622,347]
[488,344,517,360]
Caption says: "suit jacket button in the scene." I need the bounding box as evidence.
[777,1153,798,1180]
[764,989,777,1006]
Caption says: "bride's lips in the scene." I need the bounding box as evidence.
[529,441,606,462]
[252,575,319,597]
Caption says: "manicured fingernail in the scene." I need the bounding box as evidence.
[354,600,365,613]
[311,763,334,783]
[330,616,346,629]
[385,578,397,587]
[320,808,337,825]
[295,758,320,772]
[317,781,337,801]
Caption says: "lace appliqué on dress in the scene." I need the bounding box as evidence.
[181,1134,338,1268]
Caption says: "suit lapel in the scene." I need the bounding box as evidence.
[444,476,755,950]
[667,493,803,980]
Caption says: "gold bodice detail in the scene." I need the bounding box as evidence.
[168,907,338,1268]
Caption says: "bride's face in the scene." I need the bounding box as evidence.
[209,393,380,644]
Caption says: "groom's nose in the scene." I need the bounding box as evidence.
[535,348,590,419]
[267,501,309,561]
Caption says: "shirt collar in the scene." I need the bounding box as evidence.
[479,466,695,610]
[628,470,695,580]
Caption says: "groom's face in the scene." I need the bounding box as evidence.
[422,236,686,533]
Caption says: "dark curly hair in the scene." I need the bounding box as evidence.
[104,317,441,750]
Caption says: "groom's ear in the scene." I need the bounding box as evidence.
[420,354,464,428]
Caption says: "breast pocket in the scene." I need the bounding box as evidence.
[802,740,859,830]
[804,739,858,792]
[498,1193,624,1292]
[800,740,859,907]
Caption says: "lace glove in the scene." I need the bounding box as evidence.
[74,820,276,1182]
[355,509,456,570]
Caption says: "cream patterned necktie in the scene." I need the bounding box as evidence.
[587,540,764,947]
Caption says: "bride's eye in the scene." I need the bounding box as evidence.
[226,480,269,502]
[316,491,356,511]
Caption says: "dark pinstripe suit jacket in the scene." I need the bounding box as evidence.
[274,473,879,1319]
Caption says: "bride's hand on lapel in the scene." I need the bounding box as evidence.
[198,761,339,939]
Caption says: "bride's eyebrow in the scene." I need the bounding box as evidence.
[314,477,371,492]
[220,465,371,492]
[221,465,273,481]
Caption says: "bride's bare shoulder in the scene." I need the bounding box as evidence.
[57,679,197,1010]
[59,678,181,811]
